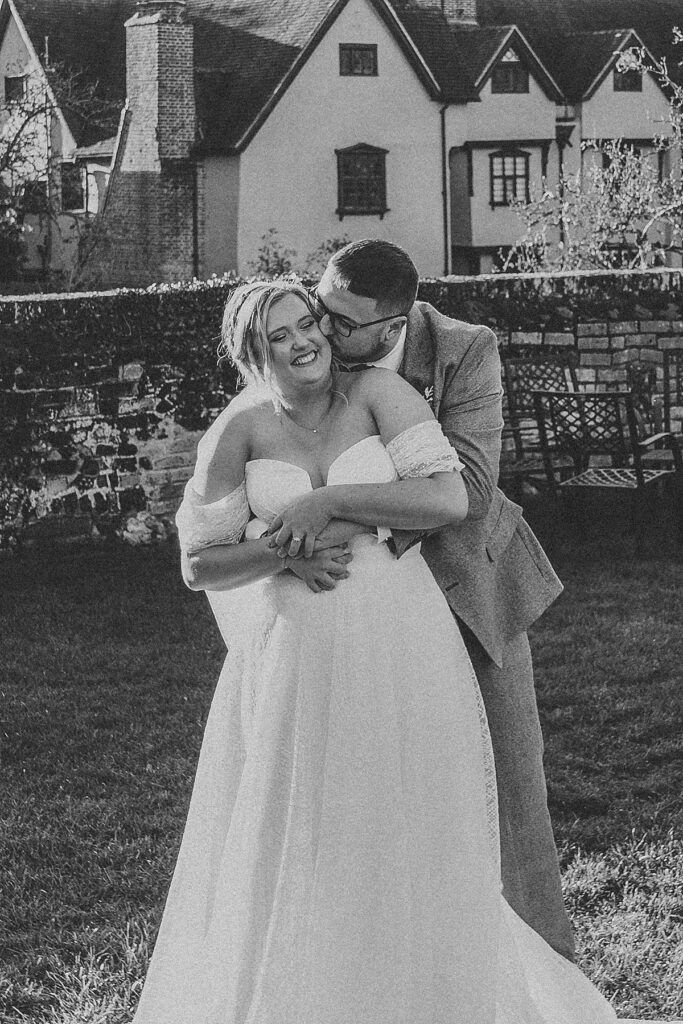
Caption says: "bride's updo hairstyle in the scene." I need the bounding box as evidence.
[218,280,312,399]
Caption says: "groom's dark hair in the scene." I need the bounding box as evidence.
[327,239,419,315]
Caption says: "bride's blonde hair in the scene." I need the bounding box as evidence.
[218,280,312,401]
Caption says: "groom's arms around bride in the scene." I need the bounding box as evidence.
[436,325,503,516]
[389,311,503,558]
[308,322,502,558]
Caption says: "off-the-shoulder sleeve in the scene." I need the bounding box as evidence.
[175,479,250,554]
[386,420,464,479]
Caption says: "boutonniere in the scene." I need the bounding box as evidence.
[423,385,435,409]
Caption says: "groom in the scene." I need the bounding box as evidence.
[312,238,575,962]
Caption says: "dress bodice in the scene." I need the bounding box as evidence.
[175,419,464,556]
[245,435,396,525]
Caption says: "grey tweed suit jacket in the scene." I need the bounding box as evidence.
[393,301,563,668]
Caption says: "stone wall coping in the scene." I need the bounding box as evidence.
[1,265,681,308]
[0,273,241,306]
[432,267,683,285]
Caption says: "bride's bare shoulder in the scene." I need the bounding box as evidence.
[194,388,272,491]
[199,388,269,451]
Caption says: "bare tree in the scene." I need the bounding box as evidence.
[499,31,683,273]
[0,60,119,284]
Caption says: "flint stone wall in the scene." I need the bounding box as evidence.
[1,268,682,548]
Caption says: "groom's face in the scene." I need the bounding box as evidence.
[315,266,403,365]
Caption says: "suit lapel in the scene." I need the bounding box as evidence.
[400,305,443,415]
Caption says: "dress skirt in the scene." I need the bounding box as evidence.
[131,537,617,1024]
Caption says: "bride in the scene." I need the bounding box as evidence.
[131,279,621,1024]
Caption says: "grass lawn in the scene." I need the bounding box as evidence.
[1,496,682,1023]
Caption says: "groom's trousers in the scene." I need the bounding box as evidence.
[460,623,576,963]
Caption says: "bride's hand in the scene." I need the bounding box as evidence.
[266,490,334,558]
[285,545,353,592]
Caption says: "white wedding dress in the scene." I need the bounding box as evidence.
[132,423,626,1024]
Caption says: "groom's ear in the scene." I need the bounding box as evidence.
[386,316,406,337]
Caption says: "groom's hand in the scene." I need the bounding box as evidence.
[313,519,375,550]
[267,491,334,558]
[285,545,353,593]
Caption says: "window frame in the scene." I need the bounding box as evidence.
[491,52,529,94]
[600,139,666,184]
[60,162,85,213]
[4,74,27,104]
[335,143,388,219]
[613,68,642,92]
[489,148,530,208]
[339,44,378,77]
[601,140,642,170]
[658,149,666,183]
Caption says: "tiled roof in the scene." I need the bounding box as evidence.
[448,24,512,90]
[12,0,339,149]
[192,0,470,149]
[380,6,560,103]
[447,22,563,98]
[7,0,683,153]
[191,0,332,153]
[13,0,132,98]
[12,0,134,144]
[388,1,479,102]
[477,0,683,90]
[551,29,634,102]
[74,136,117,160]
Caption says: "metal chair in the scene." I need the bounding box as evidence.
[625,360,660,430]
[499,353,578,499]
[621,360,673,470]
[662,348,683,435]
[533,390,682,550]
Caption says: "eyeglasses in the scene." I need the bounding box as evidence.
[307,288,408,339]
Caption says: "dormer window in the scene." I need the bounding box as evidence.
[339,44,378,76]
[491,49,528,94]
[613,68,642,92]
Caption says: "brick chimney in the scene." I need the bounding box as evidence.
[86,0,200,287]
[124,0,195,162]
[442,0,478,25]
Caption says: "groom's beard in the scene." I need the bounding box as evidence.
[328,335,388,365]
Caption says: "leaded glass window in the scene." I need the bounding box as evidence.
[490,149,530,207]
[339,44,378,76]
[336,144,388,218]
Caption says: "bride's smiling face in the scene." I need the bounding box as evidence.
[266,294,332,389]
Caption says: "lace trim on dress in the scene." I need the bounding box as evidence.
[386,420,464,479]
[175,479,250,554]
